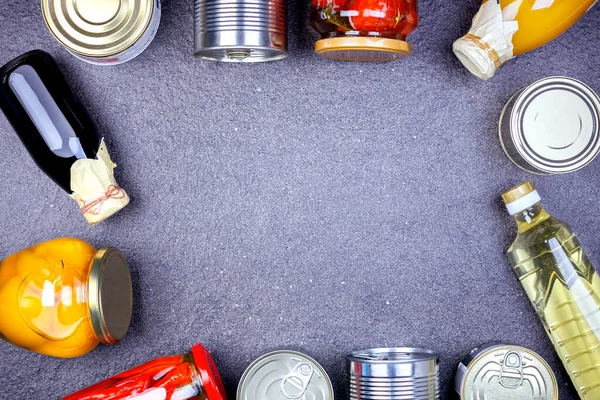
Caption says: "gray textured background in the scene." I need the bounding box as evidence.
[0,0,599,399]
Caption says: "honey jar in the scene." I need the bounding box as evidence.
[0,238,132,358]
[311,0,418,61]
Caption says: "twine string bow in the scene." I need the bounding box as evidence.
[80,185,126,215]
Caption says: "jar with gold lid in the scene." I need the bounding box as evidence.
[311,0,418,61]
[0,238,132,358]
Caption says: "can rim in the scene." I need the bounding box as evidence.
[237,350,334,399]
[508,76,600,174]
[347,347,440,363]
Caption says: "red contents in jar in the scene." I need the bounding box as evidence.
[62,355,196,400]
[310,0,417,39]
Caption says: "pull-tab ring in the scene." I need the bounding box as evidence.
[281,362,314,399]
[499,350,524,389]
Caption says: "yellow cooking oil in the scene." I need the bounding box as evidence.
[503,182,600,400]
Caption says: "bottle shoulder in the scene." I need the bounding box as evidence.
[508,216,576,255]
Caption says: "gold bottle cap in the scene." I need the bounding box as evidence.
[315,37,411,62]
[42,0,156,58]
[88,247,132,344]
[501,181,535,205]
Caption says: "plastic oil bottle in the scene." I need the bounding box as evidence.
[503,182,600,399]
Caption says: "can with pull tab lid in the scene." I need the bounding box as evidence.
[347,347,440,400]
[237,350,334,400]
[455,343,558,400]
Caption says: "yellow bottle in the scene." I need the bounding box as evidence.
[454,0,596,80]
[503,182,600,399]
[0,238,132,358]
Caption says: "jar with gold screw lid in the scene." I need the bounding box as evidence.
[0,238,132,358]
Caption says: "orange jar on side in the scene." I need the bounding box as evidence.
[0,238,132,358]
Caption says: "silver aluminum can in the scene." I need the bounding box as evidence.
[499,76,600,175]
[194,0,288,62]
[347,347,440,400]
[455,343,558,400]
[237,350,334,399]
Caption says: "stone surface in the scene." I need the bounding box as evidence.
[0,0,598,398]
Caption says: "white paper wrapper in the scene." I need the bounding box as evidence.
[453,0,519,80]
[69,139,129,225]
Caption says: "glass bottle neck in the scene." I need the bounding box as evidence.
[514,202,550,232]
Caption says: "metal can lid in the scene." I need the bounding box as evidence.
[42,0,156,58]
[347,348,439,378]
[237,350,334,400]
[88,247,133,344]
[509,76,600,174]
[457,344,558,400]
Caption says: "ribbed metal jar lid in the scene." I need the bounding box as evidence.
[88,247,132,344]
[504,76,600,174]
[42,0,156,58]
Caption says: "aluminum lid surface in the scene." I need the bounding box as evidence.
[88,247,133,344]
[509,76,600,174]
[237,350,334,400]
[42,0,156,58]
[459,345,557,400]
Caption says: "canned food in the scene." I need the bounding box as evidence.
[455,343,558,400]
[499,76,600,175]
[194,0,288,62]
[42,0,161,65]
[347,347,440,400]
[237,350,334,399]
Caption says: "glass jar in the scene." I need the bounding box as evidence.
[0,238,132,358]
[63,344,227,400]
[311,0,418,61]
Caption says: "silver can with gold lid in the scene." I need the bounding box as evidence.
[42,0,161,65]
[455,343,558,400]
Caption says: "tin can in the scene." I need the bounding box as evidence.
[347,347,440,400]
[194,0,288,62]
[499,76,600,175]
[455,343,558,400]
[42,0,161,65]
[237,350,334,399]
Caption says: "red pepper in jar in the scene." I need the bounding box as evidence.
[310,0,418,61]
[346,0,416,35]
[63,344,227,400]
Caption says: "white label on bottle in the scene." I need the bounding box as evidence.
[467,0,519,62]
[531,0,556,11]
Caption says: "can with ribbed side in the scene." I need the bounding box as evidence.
[42,0,161,65]
[347,347,440,400]
[194,0,288,62]
[499,76,600,175]
[455,343,558,400]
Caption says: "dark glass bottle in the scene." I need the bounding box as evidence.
[0,50,129,225]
